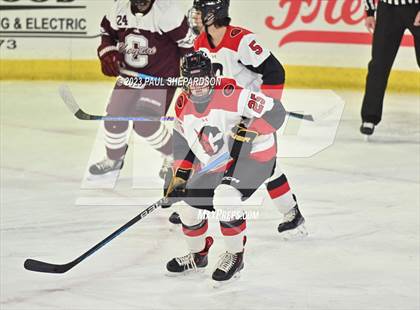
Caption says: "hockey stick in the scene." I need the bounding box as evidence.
[288,111,314,122]
[58,85,175,122]
[60,77,313,123]
[24,199,163,274]
[23,151,230,274]
[120,69,314,122]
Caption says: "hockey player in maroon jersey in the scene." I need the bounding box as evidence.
[89,0,196,179]
[168,0,307,238]
[163,51,303,284]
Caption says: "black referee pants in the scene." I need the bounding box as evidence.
[361,2,420,125]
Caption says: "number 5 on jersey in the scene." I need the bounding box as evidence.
[248,40,263,55]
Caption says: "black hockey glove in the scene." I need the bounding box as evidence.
[228,124,259,159]
[162,168,193,208]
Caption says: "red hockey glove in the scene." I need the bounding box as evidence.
[99,47,122,77]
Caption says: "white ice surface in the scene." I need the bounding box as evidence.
[1,82,419,310]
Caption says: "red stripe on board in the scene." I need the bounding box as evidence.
[279,30,414,47]
[220,221,246,236]
[268,182,291,199]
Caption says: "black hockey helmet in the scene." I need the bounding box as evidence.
[181,51,215,108]
[193,0,230,26]
[181,51,213,79]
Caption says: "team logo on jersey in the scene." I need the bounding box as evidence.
[195,126,224,156]
[176,95,185,110]
[230,28,242,38]
[223,84,235,97]
[119,43,157,57]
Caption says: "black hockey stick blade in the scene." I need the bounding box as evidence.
[24,259,74,274]
[58,84,109,121]
[288,111,314,122]
[74,109,102,120]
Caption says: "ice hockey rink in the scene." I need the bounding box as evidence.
[1,81,419,310]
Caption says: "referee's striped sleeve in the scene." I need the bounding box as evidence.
[364,0,376,16]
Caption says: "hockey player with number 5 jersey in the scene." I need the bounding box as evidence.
[192,0,285,97]
[163,51,289,284]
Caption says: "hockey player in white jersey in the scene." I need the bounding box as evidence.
[163,51,292,284]
[168,0,306,238]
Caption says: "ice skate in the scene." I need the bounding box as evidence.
[89,157,124,176]
[278,199,307,240]
[278,194,308,239]
[166,236,213,276]
[360,122,375,141]
[212,251,244,288]
[278,206,307,240]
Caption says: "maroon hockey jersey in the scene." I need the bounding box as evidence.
[98,0,195,79]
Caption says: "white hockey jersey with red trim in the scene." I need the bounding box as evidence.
[174,78,277,172]
[194,26,271,93]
